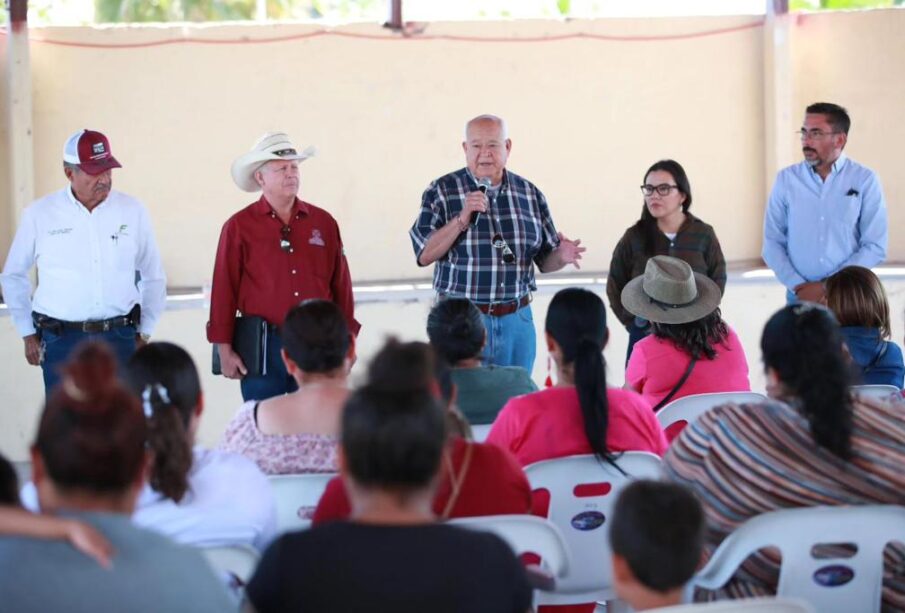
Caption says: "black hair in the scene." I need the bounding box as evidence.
[123,342,200,503]
[546,288,621,469]
[761,304,853,459]
[634,160,693,257]
[426,298,485,364]
[342,340,447,491]
[651,309,729,360]
[36,342,146,495]
[806,102,851,135]
[0,452,20,506]
[610,480,704,592]
[281,299,350,373]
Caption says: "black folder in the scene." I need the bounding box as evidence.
[211,315,268,376]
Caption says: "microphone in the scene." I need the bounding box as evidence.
[473,177,492,225]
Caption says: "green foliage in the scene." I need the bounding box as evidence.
[556,0,571,16]
[791,0,902,9]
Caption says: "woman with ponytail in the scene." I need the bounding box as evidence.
[122,341,276,550]
[2,342,232,612]
[427,298,537,425]
[486,287,667,467]
[665,304,905,607]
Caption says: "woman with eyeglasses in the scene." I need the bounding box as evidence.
[607,160,726,362]
[665,304,905,608]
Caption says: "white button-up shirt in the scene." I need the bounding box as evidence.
[0,187,166,336]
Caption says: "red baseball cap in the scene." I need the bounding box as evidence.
[62,129,122,175]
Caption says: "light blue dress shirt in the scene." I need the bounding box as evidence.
[762,153,887,290]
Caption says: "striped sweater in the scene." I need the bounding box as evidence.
[665,394,905,611]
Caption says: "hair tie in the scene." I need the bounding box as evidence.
[141,383,171,419]
[61,377,87,401]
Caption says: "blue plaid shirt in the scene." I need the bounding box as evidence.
[409,168,560,303]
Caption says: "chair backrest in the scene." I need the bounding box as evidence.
[693,505,905,611]
[470,424,492,442]
[653,597,815,612]
[657,392,767,433]
[450,514,570,579]
[524,452,663,604]
[201,544,260,584]
[269,473,336,533]
[851,384,900,401]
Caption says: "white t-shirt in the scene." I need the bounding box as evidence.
[23,447,277,551]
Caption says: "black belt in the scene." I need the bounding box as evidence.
[474,294,532,317]
[33,305,140,334]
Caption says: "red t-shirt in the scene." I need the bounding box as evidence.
[486,386,668,467]
[207,196,359,343]
[312,437,532,524]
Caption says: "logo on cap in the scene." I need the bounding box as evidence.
[92,142,106,155]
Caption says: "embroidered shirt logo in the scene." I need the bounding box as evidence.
[309,229,325,247]
[48,228,73,236]
[110,224,129,244]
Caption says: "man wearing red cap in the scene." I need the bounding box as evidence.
[0,129,166,395]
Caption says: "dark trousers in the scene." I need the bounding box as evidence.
[239,331,299,402]
[40,325,137,397]
[625,317,652,366]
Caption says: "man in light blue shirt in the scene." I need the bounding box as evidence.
[763,102,887,303]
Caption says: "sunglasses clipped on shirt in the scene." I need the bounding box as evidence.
[492,233,516,264]
[280,225,292,252]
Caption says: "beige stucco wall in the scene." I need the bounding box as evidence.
[1,11,904,460]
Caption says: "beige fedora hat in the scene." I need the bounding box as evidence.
[620,255,722,325]
[230,132,316,192]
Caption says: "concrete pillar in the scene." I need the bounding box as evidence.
[763,0,793,196]
[6,0,34,229]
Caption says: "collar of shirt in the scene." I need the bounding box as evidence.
[65,185,110,213]
[807,152,849,184]
[465,167,509,191]
[251,195,310,219]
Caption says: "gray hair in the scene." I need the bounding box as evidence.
[464,114,508,141]
[63,162,81,173]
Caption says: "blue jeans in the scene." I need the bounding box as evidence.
[240,331,298,402]
[481,304,537,373]
[625,317,651,366]
[40,325,137,397]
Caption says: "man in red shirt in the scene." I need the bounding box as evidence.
[208,132,360,401]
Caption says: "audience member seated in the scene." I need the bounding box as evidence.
[123,342,276,550]
[622,256,750,411]
[220,300,351,475]
[1,450,114,566]
[665,304,905,608]
[487,287,668,468]
[427,298,537,425]
[312,341,532,523]
[826,265,904,388]
[245,340,532,613]
[0,343,232,612]
[610,480,705,612]
[21,342,278,551]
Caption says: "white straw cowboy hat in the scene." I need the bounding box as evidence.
[230,132,316,192]
[621,255,722,325]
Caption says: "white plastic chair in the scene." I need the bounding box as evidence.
[524,452,664,607]
[201,543,260,584]
[851,384,900,402]
[693,505,905,612]
[269,473,336,533]
[470,424,492,442]
[657,392,768,433]
[651,597,814,612]
[450,514,570,578]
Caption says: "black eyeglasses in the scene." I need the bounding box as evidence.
[280,225,291,252]
[640,184,680,197]
[492,233,516,264]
